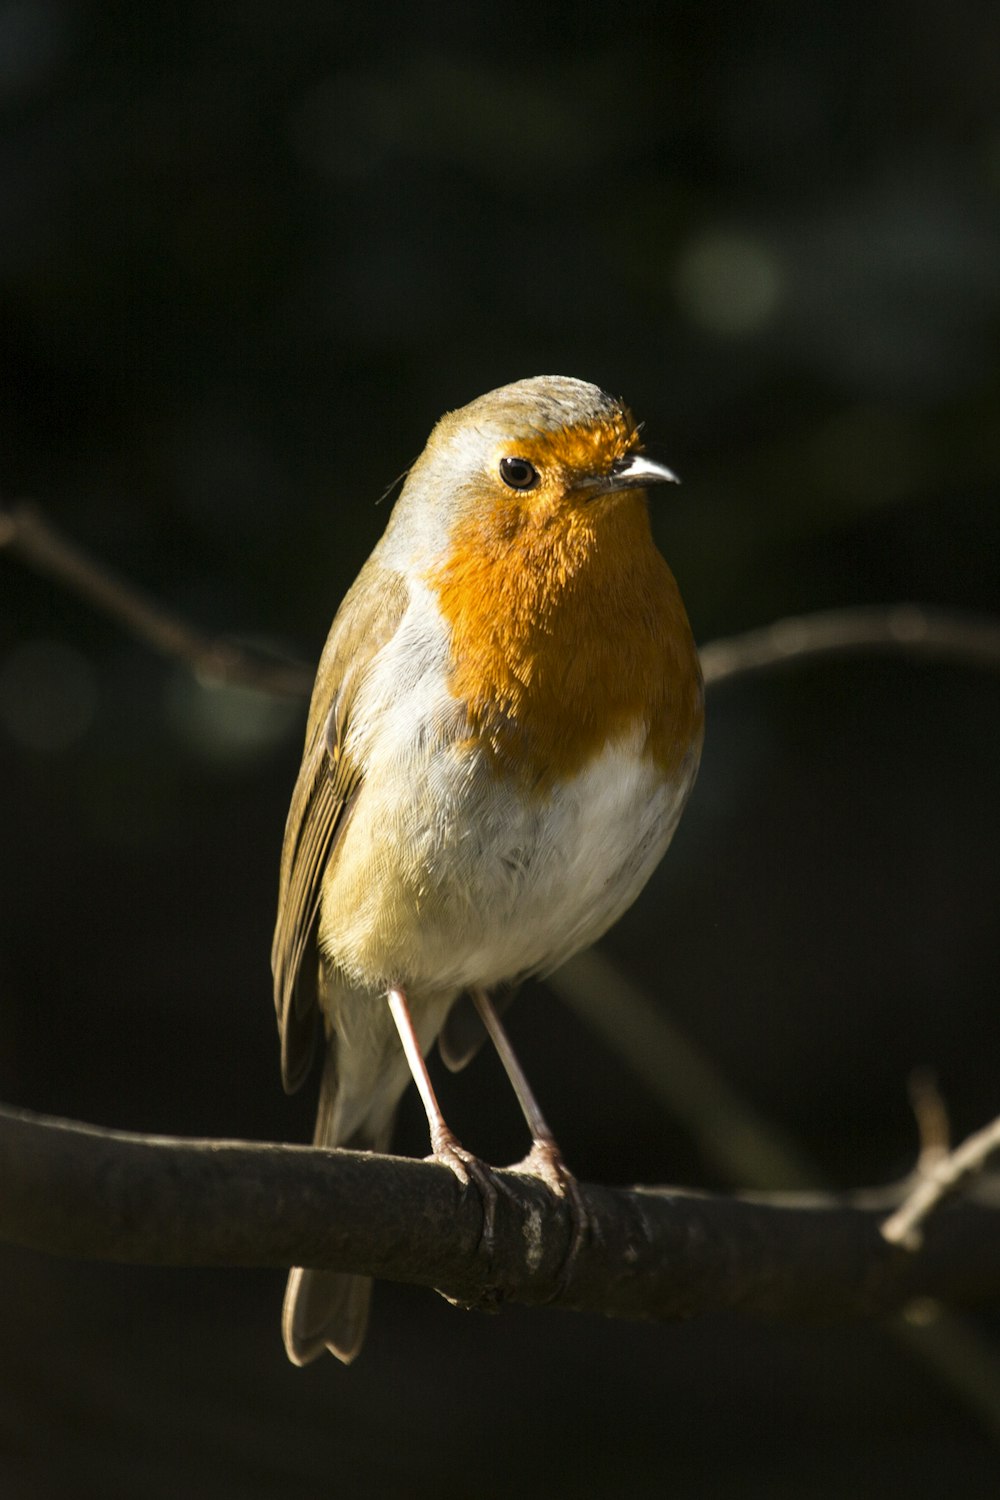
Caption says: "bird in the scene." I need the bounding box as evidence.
[271,375,704,1365]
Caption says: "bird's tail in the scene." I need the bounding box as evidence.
[282,1049,397,1366]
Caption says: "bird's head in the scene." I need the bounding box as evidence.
[381,376,678,565]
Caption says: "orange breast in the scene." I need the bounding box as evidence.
[427,489,704,790]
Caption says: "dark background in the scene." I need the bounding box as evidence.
[1,2,999,1495]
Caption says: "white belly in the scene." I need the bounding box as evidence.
[317,585,698,993]
[319,720,695,994]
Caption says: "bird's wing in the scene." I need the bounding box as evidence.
[271,558,409,1092]
[438,985,519,1072]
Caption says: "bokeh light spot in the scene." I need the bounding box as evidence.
[164,670,300,764]
[674,231,783,336]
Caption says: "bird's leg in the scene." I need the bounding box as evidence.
[469,986,567,1181]
[471,987,589,1270]
[386,986,500,1253]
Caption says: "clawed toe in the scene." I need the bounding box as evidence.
[425,1112,590,1298]
[511,1136,590,1282]
[428,1127,508,1255]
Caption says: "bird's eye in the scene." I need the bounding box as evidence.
[499,456,539,490]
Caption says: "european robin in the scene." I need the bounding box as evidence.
[272,375,704,1364]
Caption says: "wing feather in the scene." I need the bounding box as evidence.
[271,559,409,1092]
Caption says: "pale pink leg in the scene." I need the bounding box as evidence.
[471,988,589,1263]
[386,986,499,1248]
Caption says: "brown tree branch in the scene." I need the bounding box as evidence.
[1,1102,998,1324]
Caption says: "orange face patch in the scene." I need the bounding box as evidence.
[495,409,641,506]
[426,420,704,791]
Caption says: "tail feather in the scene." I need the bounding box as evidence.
[282,1050,396,1367]
[282,1263,373,1367]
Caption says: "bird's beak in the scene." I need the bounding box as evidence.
[605,451,680,491]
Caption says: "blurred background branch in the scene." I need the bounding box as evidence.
[0,500,312,699]
[700,605,1000,685]
[553,953,1000,1439]
[883,1113,1000,1250]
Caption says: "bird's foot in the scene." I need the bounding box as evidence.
[512,1136,589,1289]
[427,1125,506,1257]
